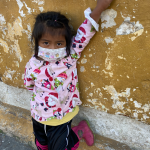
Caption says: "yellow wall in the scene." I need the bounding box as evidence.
[0,0,150,124]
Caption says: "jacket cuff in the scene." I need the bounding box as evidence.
[84,7,99,31]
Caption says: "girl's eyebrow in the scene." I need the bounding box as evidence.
[56,41,65,43]
[40,39,65,43]
[40,39,50,41]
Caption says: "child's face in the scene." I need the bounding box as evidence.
[38,33,66,49]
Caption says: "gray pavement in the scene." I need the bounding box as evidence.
[0,133,34,150]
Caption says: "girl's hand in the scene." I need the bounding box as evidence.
[97,0,113,11]
[90,0,114,23]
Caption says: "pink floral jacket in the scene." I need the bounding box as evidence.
[24,8,99,122]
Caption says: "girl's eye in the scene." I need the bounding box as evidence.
[57,43,62,46]
[44,42,49,45]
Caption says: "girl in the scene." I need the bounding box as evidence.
[24,0,113,149]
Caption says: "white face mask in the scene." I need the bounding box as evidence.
[38,46,67,62]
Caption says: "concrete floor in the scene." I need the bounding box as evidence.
[0,133,34,150]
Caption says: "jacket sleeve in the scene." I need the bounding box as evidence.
[24,56,44,91]
[24,61,35,92]
[70,7,99,60]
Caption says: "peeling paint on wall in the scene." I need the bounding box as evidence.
[0,16,24,62]
[13,61,20,68]
[0,58,3,63]
[7,17,23,40]
[39,7,44,12]
[12,40,22,62]
[105,37,114,45]
[81,58,87,64]
[102,49,113,78]
[101,9,117,29]
[16,0,26,17]
[91,82,95,88]
[142,104,150,113]
[32,0,45,11]
[0,39,9,53]
[103,85,130,111]
[24,2,32,14]
[80,66,86,72]
[33,0,45,5]
[117,55,126,60]
[130,29,144,41]
[0,14,6,26]
[134,101,142,108]
[105,55,112,70]
[102,70,113,78]
[89,54,92,57]
[3,70,16,80]
[116,17,144,35]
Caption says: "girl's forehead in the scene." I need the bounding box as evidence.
[42,26,66,39]
[41,33,66,41]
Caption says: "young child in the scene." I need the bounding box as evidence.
[24,0,113,149]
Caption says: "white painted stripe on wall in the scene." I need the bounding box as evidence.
[0,82,31,110]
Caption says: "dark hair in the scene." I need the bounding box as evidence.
[31,11,72,58]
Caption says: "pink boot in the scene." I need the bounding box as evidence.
[72,120,94,146]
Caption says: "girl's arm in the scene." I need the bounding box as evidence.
[90,0,114,23]
[70,0,113,59]
[24,65,35,92]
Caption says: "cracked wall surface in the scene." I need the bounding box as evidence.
[0,0,150,125]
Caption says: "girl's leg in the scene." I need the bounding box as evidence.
[32,118,92,150]
[46,120,79,150]
[32,118,48,150]
[67,129,79,150]
[35,139,48,150]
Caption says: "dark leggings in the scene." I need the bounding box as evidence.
[32,118,79,150]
